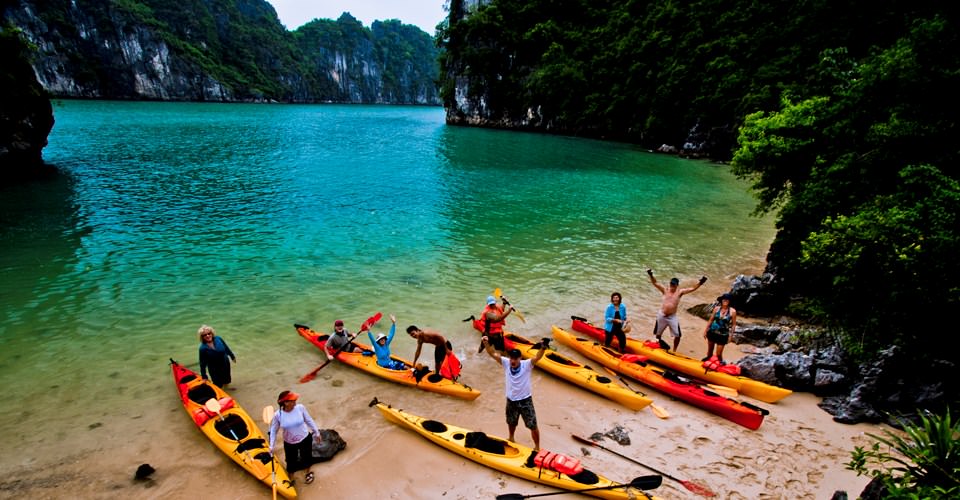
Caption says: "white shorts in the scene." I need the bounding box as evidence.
[653,311,681,338]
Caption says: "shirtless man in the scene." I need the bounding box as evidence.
[407,325,448,373]
[647,269,707,351]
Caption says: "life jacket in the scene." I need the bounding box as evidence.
[533,450,583,476]
[620,353,649,364]
[702,356,721,371]
[479,305,505,335]
[439,350,462,381]
[718,363,741,375]
[643,340,663,349]
[191,397,235,427]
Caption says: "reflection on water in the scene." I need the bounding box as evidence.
[0,101,774,481]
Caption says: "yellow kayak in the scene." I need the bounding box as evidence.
[571,318,792,403]
[296,324,481,400]
[373,400,662,500]
[170,359,296,498]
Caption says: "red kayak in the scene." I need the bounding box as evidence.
[552,326,768,430]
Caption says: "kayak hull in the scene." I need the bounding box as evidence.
[374,402,659,500]
[471,320,653,411]
[296,324,480,400]
[571,318,792,403]
[552,327,767,430]
[170,360,297,498]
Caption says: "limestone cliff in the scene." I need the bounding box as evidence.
[3,0,440,104]
[0,24,54,180]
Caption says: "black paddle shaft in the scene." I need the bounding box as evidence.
[495,475,661,500]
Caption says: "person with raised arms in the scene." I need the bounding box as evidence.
[368,314,406,370]
[481,335,548,450]
[480,294,514,354]
[647,269,707,351]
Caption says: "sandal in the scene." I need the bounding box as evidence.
[304,471,315,484]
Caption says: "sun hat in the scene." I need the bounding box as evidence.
[719,293,733,302]
[508,348,522,359]
[487,295,497,305]
[334,319,344,326]
[277,391,299,403]
[376,333,387,342]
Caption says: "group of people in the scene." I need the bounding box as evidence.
[600,270,736,363]
[191,270,738,484]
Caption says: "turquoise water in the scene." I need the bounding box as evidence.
[0,101,774,482]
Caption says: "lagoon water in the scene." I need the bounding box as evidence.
[0,101,776,494]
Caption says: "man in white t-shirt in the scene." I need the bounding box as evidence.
[481,336,547,450]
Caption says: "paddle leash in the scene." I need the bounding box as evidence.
[571,434,716,497]
[495,475,661,500]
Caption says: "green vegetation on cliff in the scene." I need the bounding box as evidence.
[439,1,960,365]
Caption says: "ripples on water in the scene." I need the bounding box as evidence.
[0,101,774,474]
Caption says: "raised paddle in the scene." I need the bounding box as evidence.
[601,366,669,419]
[571,434,716,497]
[299,312,382,383]
[495,475,663,500]
[261,406,278,500]
[494,287,526,323]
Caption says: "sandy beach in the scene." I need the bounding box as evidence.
[0,300,879,500]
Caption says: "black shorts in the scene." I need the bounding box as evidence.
[505,396,537,430]
[488,333,505,352]
[706,329,729,345]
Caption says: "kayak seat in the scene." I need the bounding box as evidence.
[179,374,197,384]
[426,373,444,383]
[254,451,272,464]
[464,431,506,454]
[595,376,611,384]
[421,420,448,433]
[187,385,217,405]
[567,468,600,485]
[546,353,575,366]
[236,438,266,453]
[214,414,249,440]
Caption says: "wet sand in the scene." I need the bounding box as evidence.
[0,306,878,500]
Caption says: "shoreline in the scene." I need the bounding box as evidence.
[0,303,878,499]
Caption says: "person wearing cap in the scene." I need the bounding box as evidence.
[479,295,514,353]
[268,390,321,484]
[407,324,449,373]
[481,334,548,450]
[647,269,707,351]
[368,314,406,370]
[197,324,236,388]
[702,293,737,364]
[325,319,363,361]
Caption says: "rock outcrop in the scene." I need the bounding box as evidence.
[1,26,54,180]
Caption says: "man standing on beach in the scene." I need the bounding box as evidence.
[647,269,707,351]
[481,335,547,450]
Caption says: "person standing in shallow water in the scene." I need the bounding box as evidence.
[197,324,236,388]
[604,292,630,353]
[647,269,707,351]
[703,293,737,364]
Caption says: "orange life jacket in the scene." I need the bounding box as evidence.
[439,350,462,380]
[479,305,505,335]
[190,397,235,426]
[533,450,584,476]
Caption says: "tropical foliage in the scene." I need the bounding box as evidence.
[848,409,960,498]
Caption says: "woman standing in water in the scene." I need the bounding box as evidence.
[197,324,236,388]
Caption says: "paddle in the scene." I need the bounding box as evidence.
[601,366,669,419]
[495,475,663,500]
[494,287,526,323]
[299,312,382,383]
[571,434,716,497]
[262,406,278,500]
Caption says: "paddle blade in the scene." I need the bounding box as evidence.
[262,405,275,425]
[650,403,670,419]
[299,359,330,383]
[204,398,222,414]
[707,384,739,398]
[682,480,717,497]
[512,308,527,323]
[493,288,502,300]
[631,474,664,490]
[361,312,383,331]
[495,495,525,500]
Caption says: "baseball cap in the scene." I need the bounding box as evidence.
[334,319,344,326]
[669,277,680,285]
[487,295,497,305]
[508,348,522,359]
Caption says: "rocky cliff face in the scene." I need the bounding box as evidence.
[1,26,54,180]
[3,1,440,104]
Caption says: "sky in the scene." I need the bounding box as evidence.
[267,0,448,34]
